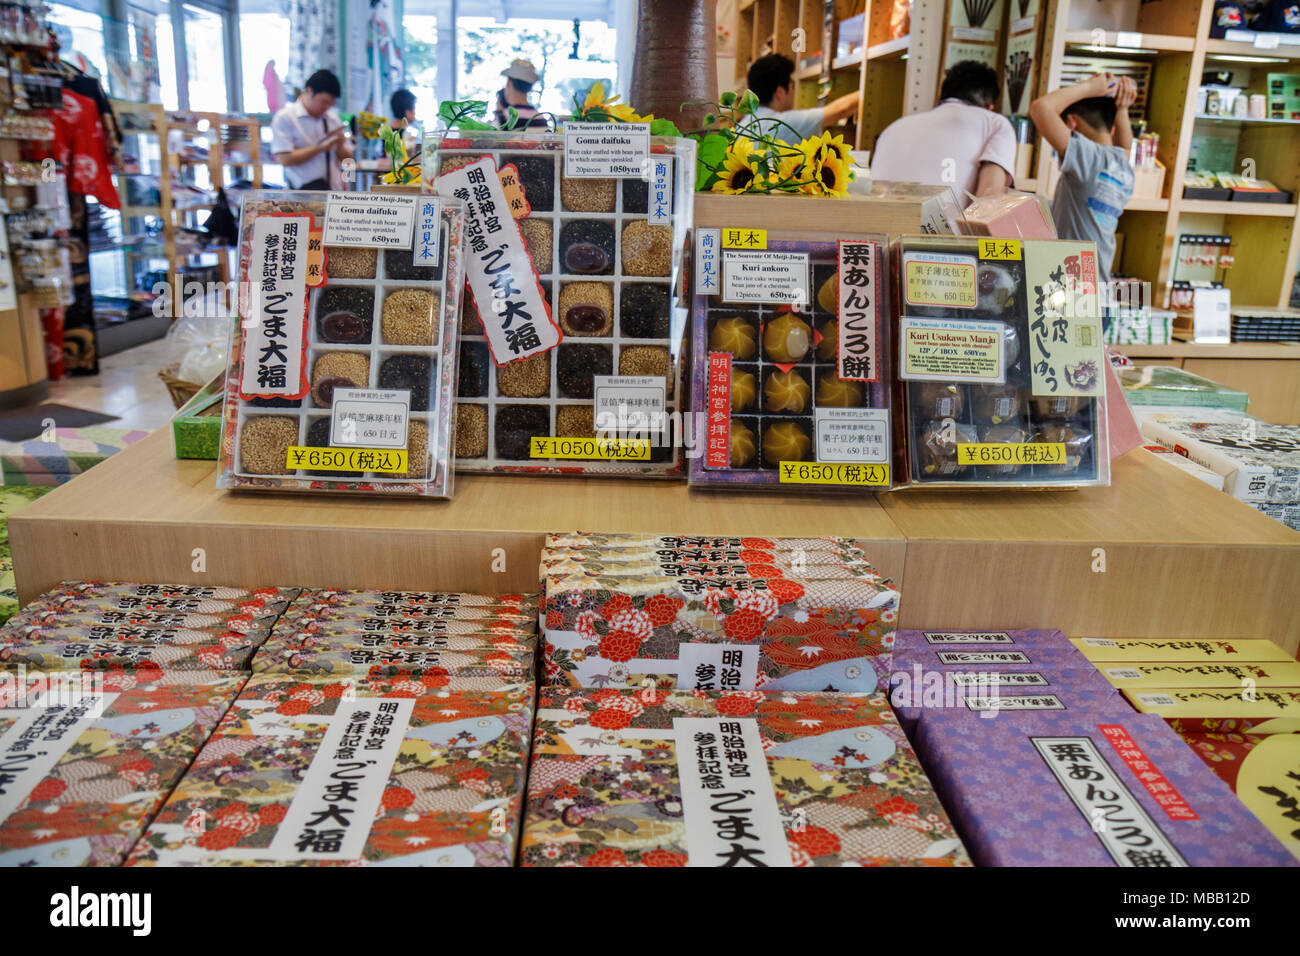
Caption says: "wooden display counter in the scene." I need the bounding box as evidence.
[1116,341,1300,425]
[9,432,1299,652]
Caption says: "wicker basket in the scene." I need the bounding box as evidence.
[159,364,202,408]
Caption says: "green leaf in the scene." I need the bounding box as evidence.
[702,113,716,127]
[719,90,737,107]
[649,117,682,137]
[506,106,519,128]
[740,90,760,115]
[695,131,729,187]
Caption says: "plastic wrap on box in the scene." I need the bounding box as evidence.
[890,236,1110,487]
[1119,365,1249,411]
[542,560,898,692]
[1071,637,1295,663]
[521,688,970,866]
[914,711,1296,866]
[1140,418,1300,504]
[0,671,245,866]
[423,130,696,477]
[688,233,892,490]
[124,674,534,865]
[958,192,1055,240]
[216,191,466,498]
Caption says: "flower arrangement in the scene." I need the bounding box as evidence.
[378,119,419,185]
[569,81,682,137]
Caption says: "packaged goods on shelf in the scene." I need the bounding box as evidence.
[1139,418,1300,504]
[1,641,256,672]
[1124,687,1300,721]
[914,711,1296,866]
[251,643,535,679]
[1072,637,1294,663]
[894,669,1126,736]
[423,130,696,477]
[545,532,859,551]
[891,628,1086,669]
[541,536,898,692]
[171,379,224,460]
[1176,729,1300,861]
[124,674,534,866]
[1096,659,1300,689]
[25,581,301,616]
[1104,307,1175,345]
[216,191,466,497]
[0,486,50,624]
[1250,500,1300,532]
[1141,443,1226,490]
[890,237,1110,487]
[958,192,1055,240]
[520,688,970,867]
[688,231,892,490]
[0,671,245,866]
[1118,365,1249,411]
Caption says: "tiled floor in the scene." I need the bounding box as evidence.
[43,338,183,433]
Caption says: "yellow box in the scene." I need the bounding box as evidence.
[1124,687,1300,719]
[1098,660,1300,688]
[1072,638,1294,663]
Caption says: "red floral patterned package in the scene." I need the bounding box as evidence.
[0,670,246,866]
[520,688,970,867]
[125,674,534,866]
[1,639,255,672]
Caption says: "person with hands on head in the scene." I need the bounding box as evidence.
[270,69,354,190]
[1029,72,1136,299]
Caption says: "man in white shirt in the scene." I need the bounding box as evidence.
[747,54,860,143]
[870,61,1016,200]
[270,69,354,190]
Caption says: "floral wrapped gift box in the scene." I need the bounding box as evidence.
[250,642,536,680]
[124,674,535,866]
[520,688,970,866]
[1,639,256,672]
[274,589,539,628]
[25,582,301,620]
[0,671,246,866]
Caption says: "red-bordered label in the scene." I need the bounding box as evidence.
[238,211,314,401]
[1098,724,1199,821]
[706,351,732,468]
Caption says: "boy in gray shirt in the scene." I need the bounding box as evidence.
[1029,73,1136,300]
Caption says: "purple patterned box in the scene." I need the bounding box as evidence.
[892,628,1085,672]
[914,711,1296,866]
[893,673,1127,737]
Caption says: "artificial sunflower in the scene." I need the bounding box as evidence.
[712,137,761,194]
[806,151,851,198]
[574,81,653,124]
[809,130,853,166]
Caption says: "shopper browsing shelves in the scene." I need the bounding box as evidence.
[870,61,1016,201]
[747,53,861,143]
[270,69,354,190]
[1029,72,1136,293]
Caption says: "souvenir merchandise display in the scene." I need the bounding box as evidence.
[1123,687,1300,721]
[1139,417,1300,505]
[124,674,535,866]
[216,192,467,498]
[914,711,1297,867]
[540,534,898,693]
[1071,637,1295,663]
[0,671,247,866]
[890,237,1110,488]
[1118,365,1249,412]
[422,130,695,477]
[1140,443,1226,490]
[520,688,971,867]
[689,231,892,490]
[1096,659,1300,689]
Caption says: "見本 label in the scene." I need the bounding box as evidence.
[814,408,890,464]
[674,717,792,867]
[0,692,117,826]
[1023,241,1104,397]
[323,192,417,248]
[647,156,672,224]
[899,317,1005,383]
[722,251,810,306]
[241,214,311,399]
[330,388,410,449]
[677,644,760,691]
[268,698,414,860]
[564,122,650,178]
[837,240,878,381]
[414,197,441,265]
[695,228,721,295]
[1033,735,1188,865]
[434,157,558,363]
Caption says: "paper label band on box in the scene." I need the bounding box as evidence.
[563,122,650,178]
[0,692,118,826]
[414,197,441,265]
[323,192,417,248]
[837,240,878,382]
[899,317,1005,382]
[677,644,760,691]
[949,672,1049,687]
[696,228,721,295]
[266,697,414,860]
[286,446,408,474]
[778,462,890,485]
[706,352,733,469]
[1104,668,1145,680]
[937,650,1031,664]
[673,717,793,867]
[965,695,1065,711]
[1023,240,1104,397]
[648,156,673,224]
[1098,724,1199,820]
[594,375,667,436]
[925,631,1013,644]
[814,408,890,464]
[330,388,410,448]
[240,213,311,399]
[722,251,810,305]
[434,157,558,364]
[902,251,976,308]
[1032,735,1187,866]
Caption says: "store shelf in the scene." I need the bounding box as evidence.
[1125,197,1170,212]
[867,35,910,61]
[1117,341,1300,359]
[1063,29,1195,54]
[1192,114,1300,126]
[795,63,822,81]
[831,50,864,71]
[8,431,1299,649]
[1204,37,1300,61]
[119,204,161,217]
[1179,199,1298,217]
[1115,341,1300,424]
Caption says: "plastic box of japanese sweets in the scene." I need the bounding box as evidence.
[422,129,696,477]
[889,236,1111,488]
[216,190,467,497]
[688,230,892,490]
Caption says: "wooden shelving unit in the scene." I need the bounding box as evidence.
[1037,0,1300,311]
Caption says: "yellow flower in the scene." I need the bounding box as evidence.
[712,137,762,194]
[799,152,850,197]
[578,81,654,124]
[582,81,608,110]
[809,130,852,166]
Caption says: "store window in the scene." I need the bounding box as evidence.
[239,0,291,115]
[46,1,111,79]
[182,2,229,111]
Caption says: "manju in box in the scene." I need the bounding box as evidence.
[125,674,534,866]
[520,688,970,867]
[0,670,245,866]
